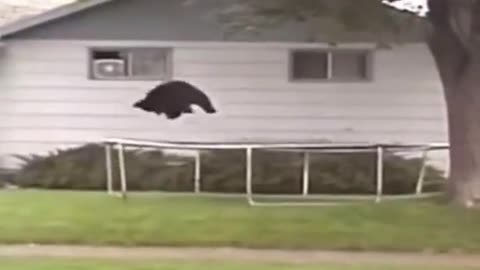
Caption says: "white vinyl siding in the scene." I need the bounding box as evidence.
[0,40,448,169]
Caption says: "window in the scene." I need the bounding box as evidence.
[89,47,172,80]
[289,49,372,82]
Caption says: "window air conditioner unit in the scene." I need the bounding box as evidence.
[92,59,127,79]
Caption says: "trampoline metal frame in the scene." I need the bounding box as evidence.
[102,138,449,206]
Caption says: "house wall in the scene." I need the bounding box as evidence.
[0,39,449,171]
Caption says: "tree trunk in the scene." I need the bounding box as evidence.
[444,60,480,207]
[426,16,480,207]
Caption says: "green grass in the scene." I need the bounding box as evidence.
[0,259,478,270]
[0,190,480,252]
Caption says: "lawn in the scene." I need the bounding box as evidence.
[0,190,480,253]
[1,259,478,270]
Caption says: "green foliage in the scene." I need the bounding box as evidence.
[12,144,445,195]
[12,144,194,191]
[0,168,16,188]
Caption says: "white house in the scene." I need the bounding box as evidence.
[0,0,449,169]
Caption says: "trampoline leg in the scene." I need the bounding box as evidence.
[118,143,128,201]
[105,144,114,195]
[376,146,384,203]
[416,149,429,195]
[246,147,254,205]
[302,152,310,196]
[194,151,201,194]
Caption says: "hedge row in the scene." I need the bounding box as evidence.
[11,144,446,194]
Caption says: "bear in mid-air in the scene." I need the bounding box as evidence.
[133,80,217,120]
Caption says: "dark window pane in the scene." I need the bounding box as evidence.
[291,50,328,80]
[331,51,368,80]
[93,51,122,59]
[130,48,170,78]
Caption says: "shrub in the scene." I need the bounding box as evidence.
[12,143,446,194]
[0,168,17,188]
[12,144,195,192]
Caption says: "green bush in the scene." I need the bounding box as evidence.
[12,144,446,194]
[12,144,194,192]
[0,168,16,188]
[199,150,446,194]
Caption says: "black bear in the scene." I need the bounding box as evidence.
[133,80,217,119]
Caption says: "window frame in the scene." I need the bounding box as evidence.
[87,46,174,81]
[288,48,374,83]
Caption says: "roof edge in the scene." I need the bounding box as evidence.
[0,0,113,39]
